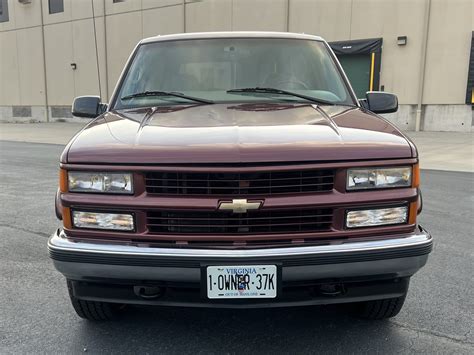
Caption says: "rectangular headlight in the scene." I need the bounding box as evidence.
[346,206,408,228]
[72,211,134,231]
[68,172,133,194]
[347,167,411,190]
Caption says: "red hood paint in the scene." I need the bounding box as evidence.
[64,103,413,164]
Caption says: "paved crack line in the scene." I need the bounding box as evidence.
[390,320,474,347]
[0,223,50,238]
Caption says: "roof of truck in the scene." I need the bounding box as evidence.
[141,31,324,44]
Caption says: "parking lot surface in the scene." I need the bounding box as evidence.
[0,140,473,354]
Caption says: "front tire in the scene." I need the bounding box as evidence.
[67,280,118,321]
[353,294,407,320]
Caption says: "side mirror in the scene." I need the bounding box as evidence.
[72,96,106,118]
[358,98,369,110]
[365,91,398,114]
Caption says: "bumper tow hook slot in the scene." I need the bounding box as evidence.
[133,286,164,299]
[318,284,344,296]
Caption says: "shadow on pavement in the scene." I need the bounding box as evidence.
[72,305,407,353]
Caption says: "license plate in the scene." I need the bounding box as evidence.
[206,265,277,299]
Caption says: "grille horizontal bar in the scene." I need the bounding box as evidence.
[145,169,335,196]
[147,208,333,235]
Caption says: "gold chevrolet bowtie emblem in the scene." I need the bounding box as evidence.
[218,199,262,214]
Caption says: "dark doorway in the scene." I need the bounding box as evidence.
[466,31,473,105]
[329,38,382,99]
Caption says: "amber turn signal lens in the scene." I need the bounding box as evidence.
[409,201,418,225]
[59,168,68,193]
[412,164,420,188]
[62,207,72,229]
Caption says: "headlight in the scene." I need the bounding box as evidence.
[72,211,134,231]
[68,172,133,194]
[347,166,411,190]
[346,206,408,228]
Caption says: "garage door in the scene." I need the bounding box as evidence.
[330,38,382,99]
[337,54,371,99]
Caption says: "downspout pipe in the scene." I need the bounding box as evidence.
[182,0,186,33]
[91,0,102,101]
[415,0,432,132]
[286,0,290,32]
[103,0,109,101]
[39,0,50,122]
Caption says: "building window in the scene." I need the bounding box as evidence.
[0,0,9,23]
[49,0,64,14]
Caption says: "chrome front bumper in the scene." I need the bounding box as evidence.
[48,227,432,283]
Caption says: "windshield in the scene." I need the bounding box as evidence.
[113,38,355,109]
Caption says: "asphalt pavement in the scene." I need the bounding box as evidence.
[0,140,473,354]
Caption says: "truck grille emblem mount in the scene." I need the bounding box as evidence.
[218,199,262,214]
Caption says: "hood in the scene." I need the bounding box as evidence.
[65,103,413,164]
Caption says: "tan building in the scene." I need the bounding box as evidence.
[0,0,473,131]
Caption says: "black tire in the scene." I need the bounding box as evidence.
[67,280,118,321]
[353,294,407,320]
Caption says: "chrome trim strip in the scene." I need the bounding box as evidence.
[48,228,432,259]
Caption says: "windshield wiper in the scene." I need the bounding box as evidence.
[120,90,214,104]
[226,87,335,105]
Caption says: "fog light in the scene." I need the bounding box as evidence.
[72,211,134,231]
[346,206,408,228]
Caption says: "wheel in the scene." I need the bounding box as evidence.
[67,280,118,321]
[353,294,407,320]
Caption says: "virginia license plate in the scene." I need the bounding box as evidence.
[206,265,277,299]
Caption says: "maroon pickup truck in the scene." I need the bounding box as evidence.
[48,32,432,321]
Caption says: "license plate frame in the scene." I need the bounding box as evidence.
[201,263,282,300]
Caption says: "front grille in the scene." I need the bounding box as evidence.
[146,208,333,235]
[145,169,335,196]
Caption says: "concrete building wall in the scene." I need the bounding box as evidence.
[290,0,352,41]
[232,0,287,32]
[289,0,427,103]
[185,0,232,32]
[105,10,142,95]
[423,0,472,104]
[349,0,427,106]
[420,0,473,131]
[0,0,47,122]
[0,0,472,131]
